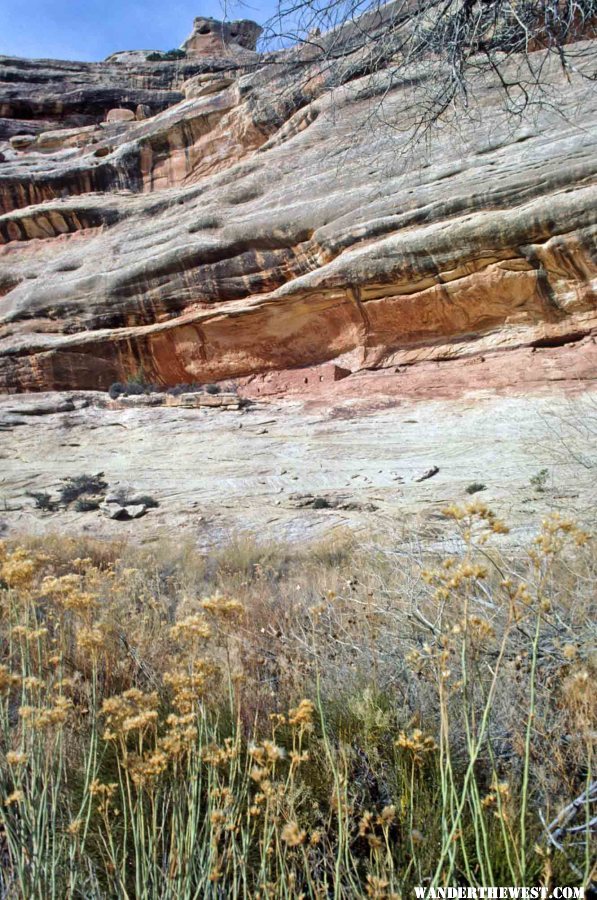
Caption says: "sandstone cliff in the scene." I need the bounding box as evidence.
[0,16,595,392]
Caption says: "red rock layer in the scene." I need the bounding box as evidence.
[0,28,595,392]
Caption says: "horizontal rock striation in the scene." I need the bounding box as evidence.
[0,17,595,393]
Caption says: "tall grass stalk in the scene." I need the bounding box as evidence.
[0,507,594,896]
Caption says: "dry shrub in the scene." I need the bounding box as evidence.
[0,505,595,897]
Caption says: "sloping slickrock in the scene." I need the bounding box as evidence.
[0,375,595,546]
[0,17,595,393]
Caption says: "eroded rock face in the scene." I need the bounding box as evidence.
[181,17,263,56]
[0,19,595,393]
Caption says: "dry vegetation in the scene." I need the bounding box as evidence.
[0,503,595,898]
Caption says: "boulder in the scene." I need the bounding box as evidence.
[183,75,235,99]
[102,504,127,520]
[105,108,135,123]
[124,504,147,519]
[102,503,147,520]
[9,134,36,150]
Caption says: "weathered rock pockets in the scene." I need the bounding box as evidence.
[0,16,595,393]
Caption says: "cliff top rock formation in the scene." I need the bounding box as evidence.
[0,13,595,393]
[181,17,263,56]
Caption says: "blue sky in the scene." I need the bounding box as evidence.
[1,0,277,62]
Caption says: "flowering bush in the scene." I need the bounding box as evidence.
[0,507,594,897]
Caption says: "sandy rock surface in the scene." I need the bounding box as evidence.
[1,368,594,548]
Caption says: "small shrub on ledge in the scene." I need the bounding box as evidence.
[108,380,236,399]
[58,473,107,507]
[26,491,57,512]
[465,482,486,495]
[146,49,186,61]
